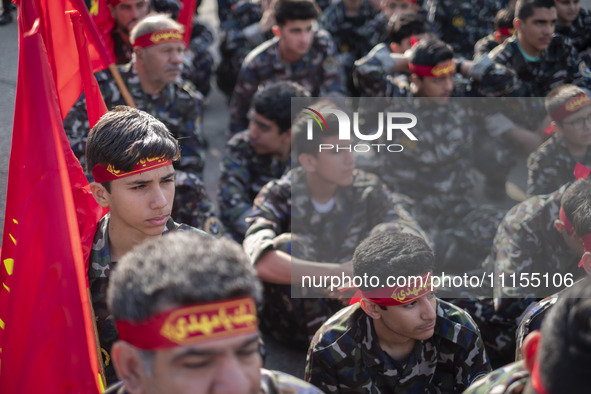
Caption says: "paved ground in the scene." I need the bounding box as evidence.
[1,0,591,382]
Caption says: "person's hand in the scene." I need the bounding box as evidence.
[259,0,277,32]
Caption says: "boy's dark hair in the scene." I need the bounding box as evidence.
[561,179,591,232]
[568,180,591,237]
[352,232,434,292]
[545,84,588,120]
[292,100,345,157]
[494,7,515,30]
[253,81,311,134]
[387,12,427,45]
[409,37,454,69]
[537,281,591,393]
[86,106,180,192]
[107,232,262,323]
[274,0,321,26]
[515,0,556,22]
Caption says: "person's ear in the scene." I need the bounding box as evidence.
[90,182,111,208]
[360,299,383,319]
[390,42,399,53]
[581,252,591,276]
[521,330,541,373]
[299,153,317,173]
[111,342,147,394]
[513,18,522,32]
[554,219,565,234]
[272,25,280,37]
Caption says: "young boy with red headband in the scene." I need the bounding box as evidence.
[305,231,490,393]
[105,231,322,393]
[86,106,209,384]
[527,85,591,196]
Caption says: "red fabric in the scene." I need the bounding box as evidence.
[550,94,591,123]
[177,0,199,47]
[0,2,104,392]
[574,163,591,180]
[133,28,184,48]
[92,159,172,182]
[349,273,434,306]
[409,60,455,78]
[90,0,116,64]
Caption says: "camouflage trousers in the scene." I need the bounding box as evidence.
[259,233,345,350]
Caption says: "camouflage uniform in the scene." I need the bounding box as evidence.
[555,7,591,64]
[318,0,381,94]
[473,33,500,60]
[353,43,411,98]
[463,360,529,394]
[305,300,491,393]
[229,30,346,133]
[527,133,591,196]
[216,0,274,97]
[63,62,222,235]
[475,35,591,97]
[377,98,507,273]
[89,214,208,384]
[104,368,323,393]
[425,0,508,58]
[243,167,427,348]
[218,130,291,242]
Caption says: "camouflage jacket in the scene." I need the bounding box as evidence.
[527,133,591,196]
[305,301,491,393]
[89,214,208,384]
[243,167,425,265]
[229,30,346,133]
[475,34,591,97]
[63,61,206,176]
[353,43,410,98]
[425,0,508,58]
[463,360,529,394]
[473,33,500,60]
[555,7,591,57]
[104,368,323,393]
[218,130,290,242]
[482,184,584,319]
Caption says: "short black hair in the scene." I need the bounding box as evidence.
[387,12,427,45]
[537,280,591,393]
[494,7,515,30]
[253,81,311,134]
[107,232,262,323]
[86,106,180,191]
[561,179,591,233]
[352,232,434,292]
[274,0,321,25]
[515,0,555,21]
[292,100,345,157]
[569,180,591,237]
[409,37,454,68]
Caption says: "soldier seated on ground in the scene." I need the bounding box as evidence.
[554,0,591,63]
[353,11,428,97]
[473,7,515,60]
[218,81,310,242]
[104,231,323,394]
[243,103,426,349]
[464,281,591,394]
[514,176,591,358]
[229,0,346,133]
[64,14,221,235]
[305,232,491,393]
[85,107,210,385]
[527,85,591,196]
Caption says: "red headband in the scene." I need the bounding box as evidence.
[494,27,515,42]
[109,0,135,6]
[545,95,591,134]
[350,273,433,306]
[531,356,550,394]
[116,297,258,350]
[409,60,455,78]
[560,206,575,236]
[581,233,591,266]
[92,157,172,183]
[133,29,184,48]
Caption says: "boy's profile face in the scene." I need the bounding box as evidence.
[373,293,437,342]
[111,0,149,35]
[516,7,556,54]
[557,105,591,150]
[555,0,581,25]
[100,164,175,238]
[248,112,291,157]
[306,134,355,187]
[276,19,316,60]
[381,0,417,19]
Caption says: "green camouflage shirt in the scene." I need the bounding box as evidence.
[229,30,346,133]
[463,360,528,394]
[89,213,208,384]
[527,133,591,196]
[305,301,491,393]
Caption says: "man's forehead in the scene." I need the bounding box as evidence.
[114,0,148,7]
[167,332,261,358]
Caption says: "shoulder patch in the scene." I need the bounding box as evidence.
[323,56,338,73]
[204,217,223,237]
[579,61,591,78]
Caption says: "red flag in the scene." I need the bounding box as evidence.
[0,1,107,392]
[574,163,591,180]
[178,0,199,47]
[90,0,117,63]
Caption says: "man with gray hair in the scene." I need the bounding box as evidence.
[104,232,322,393]
[63,13,222,237]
